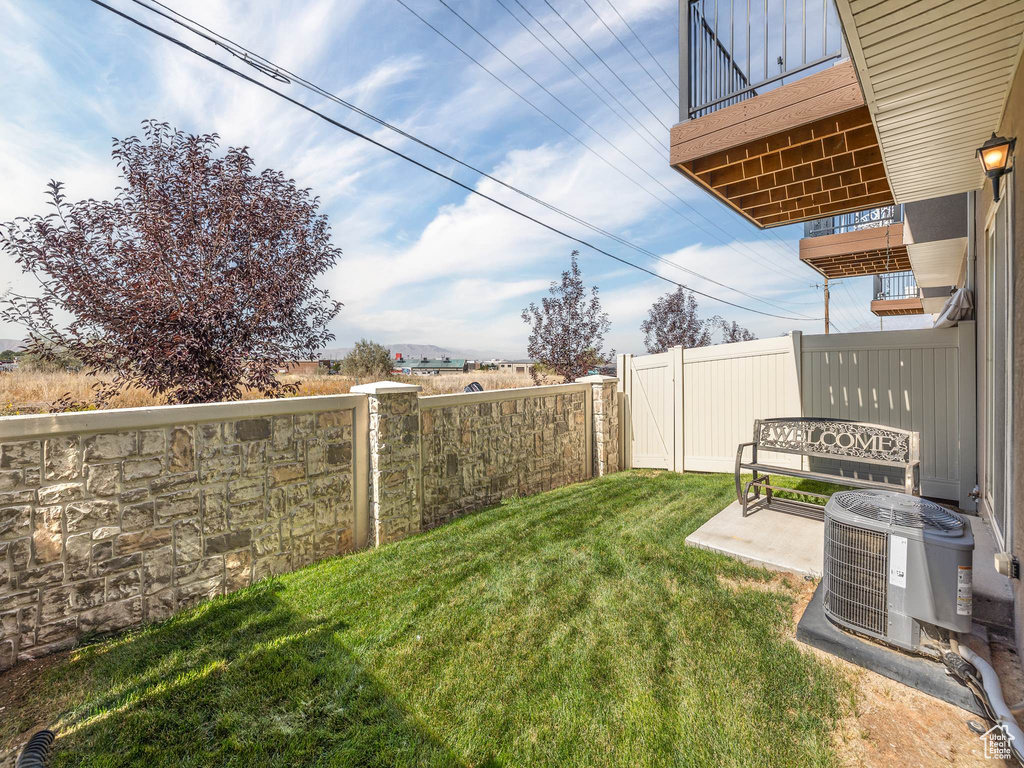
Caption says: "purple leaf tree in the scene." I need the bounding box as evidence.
[0,120,343,405]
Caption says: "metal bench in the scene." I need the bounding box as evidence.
[735,417,920,519]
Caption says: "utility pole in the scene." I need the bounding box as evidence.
[824,277,830,334]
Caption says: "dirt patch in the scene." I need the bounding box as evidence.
[784,576,1013,767]
[829,662,1005,767]
[717,573,793,594]
[0,648,75,759]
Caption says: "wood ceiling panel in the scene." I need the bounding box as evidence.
[802,246,911,277]
[799,222,909,278]
[670,62,894,228]
[871,298,925,316]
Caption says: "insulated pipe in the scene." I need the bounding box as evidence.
[959,643,1024,762]
[15,730,55,768]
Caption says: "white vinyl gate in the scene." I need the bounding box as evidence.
[618,348,682,471]
[617,325,976,508]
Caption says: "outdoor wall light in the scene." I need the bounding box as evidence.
[976,132,1016,202]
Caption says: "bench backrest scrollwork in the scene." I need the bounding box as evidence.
[753,418,919,467]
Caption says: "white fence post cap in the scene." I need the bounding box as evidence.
[351,381,422,395]
[576,375,618,384]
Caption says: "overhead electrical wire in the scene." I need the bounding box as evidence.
[88,0,821,322]
[540,0,669,131]
[129,0,820,316]
[508,0,663,151]
[826,280,864,332]
[396,0,820,290]
[545,0,813,269]
[604,0,678,89]
[519,0,819,277]
[499,0,811,286]
[837,279,873,329]
[578,0,677,106]
[491,0,664,157]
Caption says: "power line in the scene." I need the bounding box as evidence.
[432,0,663,164]
[491,0,664,157]
[579,0,676,106]
[509,0,663,150]
[604,0,677,89]
[828,280,866,332]
[510,0,813,279]
[395,0,818,290]
[531,0,818,276]
[88,0,821,323]
[836,280,872,329]
[127,0,819,317]
[540,0,667,131]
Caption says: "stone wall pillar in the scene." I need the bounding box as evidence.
[577,375,620,477]
[351,382,422,546]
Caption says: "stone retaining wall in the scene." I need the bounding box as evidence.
[420,387,589,529]
[0,396,364,670]
[0,380,622,671]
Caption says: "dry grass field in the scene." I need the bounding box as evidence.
[0,369,541,414]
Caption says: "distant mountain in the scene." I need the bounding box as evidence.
[318,343,504,361]
[0,339,25,353]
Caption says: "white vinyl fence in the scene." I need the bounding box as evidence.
[618,323,977,508]
[681,336,802,473]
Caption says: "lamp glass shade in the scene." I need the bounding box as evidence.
[981,144,1010,173]
[977,134,1014,175]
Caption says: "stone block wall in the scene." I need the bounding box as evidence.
[0,399,359,671]
[0,381,623,671]
[420,387,589,530]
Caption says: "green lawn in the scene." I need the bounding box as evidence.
[4,471,850,767]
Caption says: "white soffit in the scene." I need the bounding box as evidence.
[907,238,967,289]
[836,0,1024,204]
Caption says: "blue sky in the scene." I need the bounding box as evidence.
[0,0,923,357]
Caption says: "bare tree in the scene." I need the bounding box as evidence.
[641,287,714,352]
[0,121,343,405]
[521,251,611,383]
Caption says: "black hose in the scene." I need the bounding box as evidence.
[15,730,55,768]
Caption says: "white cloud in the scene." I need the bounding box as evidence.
[0,0,835,359]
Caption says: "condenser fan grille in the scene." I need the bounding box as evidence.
[823,517,888,636]
[831,490,962,532]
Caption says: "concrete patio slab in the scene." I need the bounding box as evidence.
[966,514,1014,631]
[688,499,823,577]
[686,500,823,577]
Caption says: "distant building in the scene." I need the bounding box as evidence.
[498,360,536,375]
[277,360,321,375]
[392,353,468,375]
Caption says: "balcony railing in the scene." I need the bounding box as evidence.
[873,271,919,301]
[803,205,903,238]
[680,0,845,121]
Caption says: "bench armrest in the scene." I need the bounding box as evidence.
[735,442,756,503]
[906,460,921,496]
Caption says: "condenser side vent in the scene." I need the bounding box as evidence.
[823,517,888,636]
